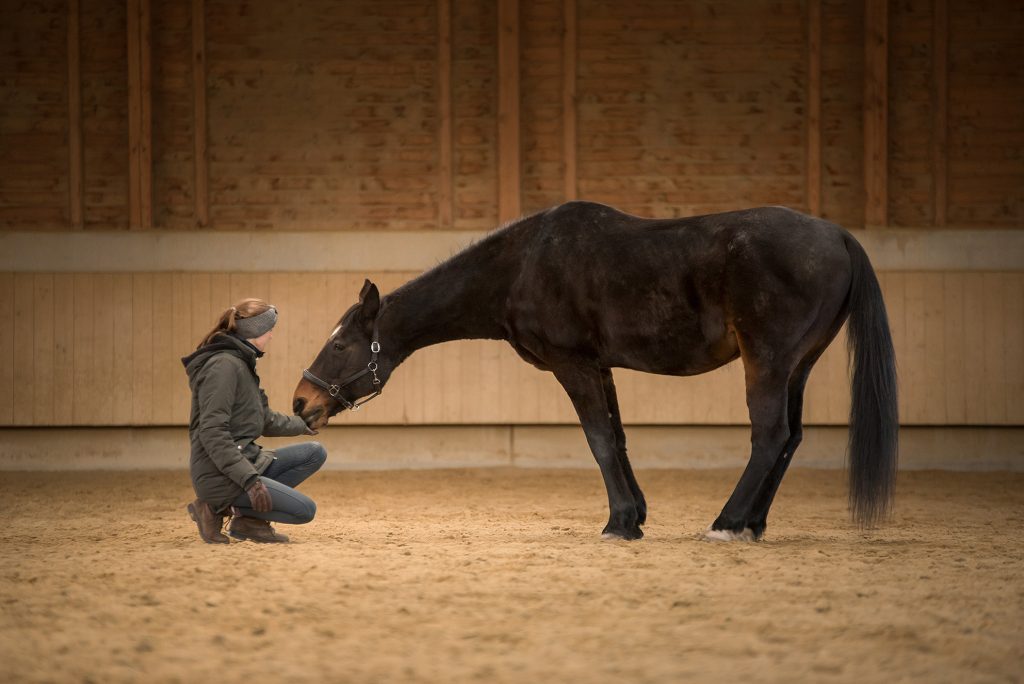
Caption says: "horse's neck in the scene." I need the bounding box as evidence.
[380,244,509,359]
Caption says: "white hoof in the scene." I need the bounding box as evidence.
[702,526,756,542]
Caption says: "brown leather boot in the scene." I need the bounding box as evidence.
[187,499,229,544]
[228,516,289,543]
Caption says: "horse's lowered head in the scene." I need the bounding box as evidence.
[293,279,393,430]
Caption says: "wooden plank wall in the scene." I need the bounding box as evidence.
[2,0,1022,230]
[0,0,68,227]
[0,1,1021,429]
[574,1,808,218]
[1,270,1021,427]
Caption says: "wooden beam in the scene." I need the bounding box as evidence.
[806,0,822,216]
[863,0,888,228]
[562,0,577,202]
[127,0,140,228]
[497,0,520,222]
[932,0,948,227]
[437,0,453,227]
[192,0,209,227]
[139,0,152,229]
[127,0,153,229]
[67,0,83,228]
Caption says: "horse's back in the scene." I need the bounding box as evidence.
[507,202,852,375]
[537,201,844,245]
[533,202,849,281]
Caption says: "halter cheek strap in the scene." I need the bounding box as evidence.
[302,323,382,412]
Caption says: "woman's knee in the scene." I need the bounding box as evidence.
[295,499,317,524]
[307,441,327,468]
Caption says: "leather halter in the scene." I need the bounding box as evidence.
[301,322,382,412]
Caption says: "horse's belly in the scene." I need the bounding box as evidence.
[599,326,740,377]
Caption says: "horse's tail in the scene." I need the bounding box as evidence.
[842,233,898,527]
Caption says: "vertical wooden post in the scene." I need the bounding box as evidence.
[127,0,140,228]
[863,0,888,228]
[806,0,822,216]
[562,0,577,202]
[127,0,153,229]
[192,0,209,227]
[932,0,948,227]
[437,0,453,227]
[497,0,520,222]
[140,0,151,227]
[68,0,83,228]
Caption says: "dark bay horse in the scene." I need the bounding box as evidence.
[293,202,898,541]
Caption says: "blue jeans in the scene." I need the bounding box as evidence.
[232,441,327,524]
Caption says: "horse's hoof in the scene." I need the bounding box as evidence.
[702,526,756,542]
[601,526,644,541]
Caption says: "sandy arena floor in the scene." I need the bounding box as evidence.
[1,468,1021,683]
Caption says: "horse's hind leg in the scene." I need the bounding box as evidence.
[745,304,848,538]
[554,364,643,540]
[705,364,792,542]
[601,368,647,525]
[745,364,812,538]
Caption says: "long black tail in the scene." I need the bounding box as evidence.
[843,234,899,527]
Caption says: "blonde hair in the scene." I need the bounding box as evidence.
[197,298,273,349]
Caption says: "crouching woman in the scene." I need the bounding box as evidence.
[182,298,326,544]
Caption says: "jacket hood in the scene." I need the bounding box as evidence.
[181,333,261,378]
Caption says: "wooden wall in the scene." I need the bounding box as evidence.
[1,1,1022,429]
[1,0,1021,230]
[1,270,1021,427]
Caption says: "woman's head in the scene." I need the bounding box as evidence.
[198,298,278,350]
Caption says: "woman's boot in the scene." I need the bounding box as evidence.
[187,499,230,544]
[227,516,289,543]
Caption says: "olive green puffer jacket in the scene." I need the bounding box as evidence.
[182,333,308,513]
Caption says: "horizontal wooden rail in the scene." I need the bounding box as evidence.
[2,229,1023,272]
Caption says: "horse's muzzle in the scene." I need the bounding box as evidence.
[293,377,330,428]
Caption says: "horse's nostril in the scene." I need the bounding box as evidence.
[293,397,306,415]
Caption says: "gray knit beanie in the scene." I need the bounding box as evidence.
[234,306,278,339]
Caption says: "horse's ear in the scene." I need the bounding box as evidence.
[359,280,380,321]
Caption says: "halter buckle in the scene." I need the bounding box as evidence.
[370,341,381,353]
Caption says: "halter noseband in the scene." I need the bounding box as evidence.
[301,323,382,412]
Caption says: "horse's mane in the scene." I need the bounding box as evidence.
[431,211,539,272]
[385,209,546,304]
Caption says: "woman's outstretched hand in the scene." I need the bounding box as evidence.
[304,424,319,436]
[246,480,273,512]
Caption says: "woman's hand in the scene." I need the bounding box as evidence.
[304,424,319,436]
[246,480,273,512]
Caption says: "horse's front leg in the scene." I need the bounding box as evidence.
[600,368,646,526]
[554,364,643,540]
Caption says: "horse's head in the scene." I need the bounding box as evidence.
[293,279,391,429]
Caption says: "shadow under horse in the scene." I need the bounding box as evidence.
[293,202,898,541]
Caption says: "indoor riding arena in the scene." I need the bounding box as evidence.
[1,1,1022,682]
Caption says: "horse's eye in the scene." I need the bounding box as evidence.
[333,341,344,351]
